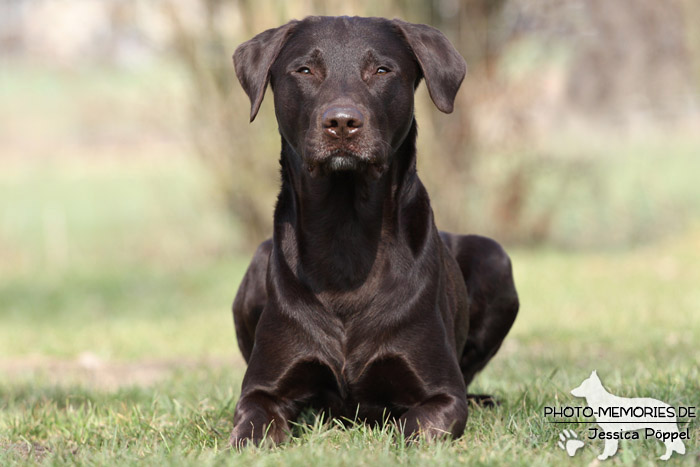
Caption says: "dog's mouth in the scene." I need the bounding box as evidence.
[304,147,387,179]
[325,149,364,171]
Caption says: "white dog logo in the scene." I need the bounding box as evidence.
[571,370,686,461]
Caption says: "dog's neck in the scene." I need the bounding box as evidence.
[274,120,433,293]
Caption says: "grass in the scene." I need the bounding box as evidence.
[0,63,698,464]
[1,154,698,466]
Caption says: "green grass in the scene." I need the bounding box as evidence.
[0,155,698,465]
[0,63,698,464]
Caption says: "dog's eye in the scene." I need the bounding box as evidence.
[376,67,390,75]
[297,66,312,75]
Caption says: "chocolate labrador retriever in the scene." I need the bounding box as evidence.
[231,16,518,447]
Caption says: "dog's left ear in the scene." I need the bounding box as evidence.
[393,19,467,114]
[233,21,298,122]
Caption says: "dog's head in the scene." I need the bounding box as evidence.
[570,370,603,398]
[234,16,466,178]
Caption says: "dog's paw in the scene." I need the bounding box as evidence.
[557,429,584,457]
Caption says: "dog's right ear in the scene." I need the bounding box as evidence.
[233,21,298,122]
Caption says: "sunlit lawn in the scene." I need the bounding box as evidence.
[0,64,698,464]
[0,153,698,465]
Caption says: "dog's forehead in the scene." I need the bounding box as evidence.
[279,16,414,66]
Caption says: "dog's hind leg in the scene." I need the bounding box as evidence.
[440,234,519,393]
[232,239,272,363]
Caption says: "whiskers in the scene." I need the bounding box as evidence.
[301,129,391,178]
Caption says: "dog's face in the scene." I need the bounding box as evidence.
[271,17,417,177]
[234,16,466,178]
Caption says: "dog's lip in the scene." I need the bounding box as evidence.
[321,150,367,172]
[326,148,364,159]
[302,146,387,179]
[303,146,370,166]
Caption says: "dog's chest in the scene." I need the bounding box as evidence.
[313,347,429,418]
[305,316,431,411]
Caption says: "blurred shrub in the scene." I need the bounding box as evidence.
[165,0,699,250]
[164,1,279,246]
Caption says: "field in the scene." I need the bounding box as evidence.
[0,65,699,465]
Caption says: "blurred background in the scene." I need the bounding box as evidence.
[1,0,699,374]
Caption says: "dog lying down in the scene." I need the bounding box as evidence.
[230,16,519,446]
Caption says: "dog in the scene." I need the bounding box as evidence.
[571,371,687,460]
[230,16,519,447]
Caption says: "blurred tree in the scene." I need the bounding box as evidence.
[566,0,693,122]
[164,0,699,250]
[165,0,282,247]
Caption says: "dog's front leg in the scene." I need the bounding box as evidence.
[399,393,468,441]
[230,302,337,448]
[229,312,300,448]
[230,390,296,448]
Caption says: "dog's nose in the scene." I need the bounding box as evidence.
[322,107,364,139]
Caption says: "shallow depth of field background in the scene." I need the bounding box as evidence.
[0,0,699,465]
